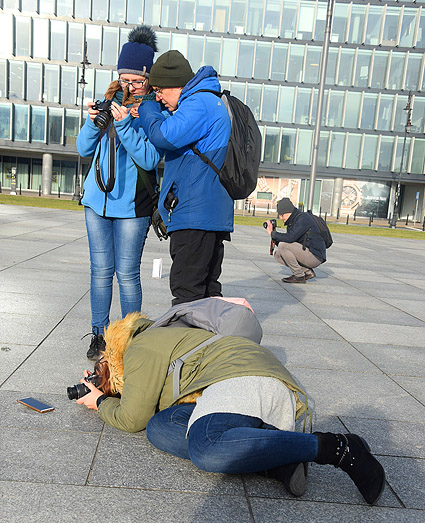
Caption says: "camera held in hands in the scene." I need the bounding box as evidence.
[67,372,99,400]
[263,219,277,231]
[93,99,113,131]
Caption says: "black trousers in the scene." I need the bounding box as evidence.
[169,229,230,306]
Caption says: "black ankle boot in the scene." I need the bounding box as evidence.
[262,462,307,497]
[314,432,385,505]
[86,327,106,361]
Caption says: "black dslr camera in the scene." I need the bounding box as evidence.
[263,219,277,255]
[67,372,99,400]
[93,99,113,131]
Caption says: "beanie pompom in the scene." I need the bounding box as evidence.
[117,25,157,77]
[128,25,158,53]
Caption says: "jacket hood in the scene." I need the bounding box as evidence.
[103,312,153,393]
[180,66,221,102]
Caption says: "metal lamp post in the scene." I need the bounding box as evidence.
[389,92,412,228]
[72,42,90,201]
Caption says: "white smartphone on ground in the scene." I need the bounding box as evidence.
[17,397,55,413]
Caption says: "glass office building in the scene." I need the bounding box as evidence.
[1,0,424,218]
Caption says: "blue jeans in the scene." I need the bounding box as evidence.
[146,404,318,474]
[85,206,151,334]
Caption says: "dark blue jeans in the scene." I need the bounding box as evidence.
[146,404,318,474]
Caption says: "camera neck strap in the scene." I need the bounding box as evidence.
[95,126,118,193]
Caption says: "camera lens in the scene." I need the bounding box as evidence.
[263,221,268,229]
[67,383,90,401]
[94,112,112,131]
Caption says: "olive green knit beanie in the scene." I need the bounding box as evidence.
[149,50,195,88]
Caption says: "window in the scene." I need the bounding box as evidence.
[195,0,213,31]
[287,45,304,83]
[230,0,246,35]
[92,0,108,20]
[109,0,126,22]
[314,2,327,42]
[21,0,38,12]
[261,85,278,122]
[361,93,378,130]
[14,104,29,141]
[237,41,254,78]
[68,23,83,63]
[328,132,345,168]
[270,43,287,82]
[331,3,349,42]
[57,0,73,16]
[411,139,425,175]
[376,94,394,131]
[143,0,161,26]
[26,63,41,101]
[263,127,280,163]
[393,137,411,174]
[179,0,195,29]
[325,48,338,85]
[405,54,422,92]
[204,37,221,72]
[247,0,263,36]
[337,49,355,86]
[15,17,31,57]
[187,35,204,72]
[345,134,362,169]
[382,7,400,46]
[246,84,261,119]
[254,41,271,80]
[296,129,313,165]
[361,135,378,170]
[399,8,417,48]
[50,20,66,61]
[297,0,315,41]
[33,18,49,59]
[65,109,80,146]
[264,0,281,38]
[126,1,143,24]
[213,0,230,33]
[348,4,366,44]
[221,39,237,76]
[61,67,76,105]
[229,82,245,102]
[280,0,298,39]
[170,33,187,56]
[48,108,63,145]
[86,25,102,66]
[31,106,46,143]
[394,95,410,132]
[327,90,344,127]
[43,64,59,103]
[94,69,112,101]
[294,88,312,125]
[317,132,329,167]
[378,136,394,171]
[102,26,118,66]
[370,51,388,89]
[365,6,383,46]
[411,97,425,134]
[280,129,296,164]
[304,46,321,84]
[0,60,6,98]
[161,0,178,28]
[74,0,90,18]
[0,103,11,139]
[344,91,361,128]
[354,50,371,88]
[277,86,295,123]
[9,62,24,100]
[387,53,405,90]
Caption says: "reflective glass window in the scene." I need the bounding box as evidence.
[294,88,312,125]
[26,63,41,101]
[39,0,54,13]
[297,0,315,40]
[213,0,230,33]
[345,134,361,169]
[179,0,195,29]
[9,62,24,100]
[31,159,42,192]
[344,91,361,128]
[188,35,204,72]
[394,137,411,174]
[370,51,388,89]
[362,135,378,170]
[417,10,425,49]
[337,49,354,86]
[262,85,278,122]
[238,41,254,78]
[263,127,280,163]
[109,0,126,22]
[254,42,271,80]
[348,5,366,44]
[31,106,45,143]
[304,46,321,84]
[14,105,28,141]
[229,82,245,102]
[329,132,345,168]
[270,43,287,82]
[61,67,76,105]
[327,90,344,127]
[376,94,394,131]
[170,33,187,56]
[65,109,80,146]
[50,20,66,61]
[277,86,295,123]
[33,18,49,59]
[387,52,405,90]
[296,129,313,165]
[287,45,304,83]
[15,17,31,57]
[246,84,262,119]
[310,88,326,126]
[119,28,130,55]
[382,7,400,46]
[394,95,410,132]
[230,0,246,35]
[82,68,94,103]
[264,0,281,38]
[314,3,327,42]
[21,0,38,12]
[354,50,371,88]
[61,160,77,193]
[0,15,13,59]
[74,0,91,18]
[247,0,263,36]
[126,0,143,24]
[195,0,212,31]
[405,54,422,92]
[43,65,59,103]
[0,60,6,98]
[331,3,349,43]
[204,37,221,71]
[365,6,383,46]
[280,129,296,164]
[399,8,417,48]
[92,0,108,21]
[0,103,11,139]
[221,39,237,76]
[161,0,178,28]
[48,108,63,145]
[102,27,118,66]
[143,0,161,26]
[16,157,30,190]
[317,131,329,167]
[57,0,73,16]
[361,93,378,130]
[68,23,83,63]
[412,97,425,134]
[378,136,394,171]
[411,139,425,174]
[86,25,102,65]
[157,33,171,57]
[95,70,112,101]
[325,48,338,85]
[281,0,298,39]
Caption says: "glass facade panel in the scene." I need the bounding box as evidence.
[213,0,230,33]
[61,67,76,105]
[263,127,280,163]
[86,25,102,66]
[31,158,42,191]
[376,94,394,131]
[0,60,6,98]
[221,39,237,76]
[74,0,90,18]
[362,135,378,170]
[327,90,344,127]
[92,0,107,20]
[230,0,247,35]
[337,49,355,86]
[280,128,295,164]
[399,8,417,48]
[378,136,394,171]
[254,42,271,80]
[354,50,371,88]
[348,5,366,44]
[287,45,304,83]
[14,105,28,141]
[361,93,378,130]
[325,48,338,84]
[50,20,66,61]
[31,106,45,142]
[365,6,383,46]
[297,0,315,41]
[394,95,409,132]
[416,10,425,49]
[270,43,287,82]
[0,103,11,139]
[16,157,30,190]
[109,0,126,22]
[277,86,295,123]
[156,33,171,57]
[404,53,422,92]
[331,3,349,42]
[370,51,388,89]
[264,0,281,38]
[43,65,59,103]
[304,46,320,84]
[281,0,298,39]
[246,84,261,119]
[296,129,313,165]
[83,68,94,102]
[387,52,405,90]
[394,137,411,174]
[411,139,425,175]
[247,0,264,36]
[39,0,54,13]
[262,85,278,122]
[162,0,178,28]
[317,132,329,167]
[204,37,221,72]
[33,18,49,59]
[328,132,345,168]
[15,17,31,57]
[64,109,79,146]
[102,27,118,66]
[196,0,212,31]
[9,62,24,100]
[68,23,83,63]
[170,33,187,56]
[412,97,425,133]
[229,81,245,102]
[382,7,400,46]
[187,35,204,72]
[238,41,254,78]
[56,0,73,16]
[345,134,362,169]
[179,0,195,29]
[95,70,112,101]
[143,0,161,26]
[314,2,327,42]
[294,88,311,125]
[126,1,143,24]
[21,1,38,12]
[26,63,41,101]
[48,108,62,145]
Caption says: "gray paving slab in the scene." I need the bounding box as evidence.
[1,205,425,522]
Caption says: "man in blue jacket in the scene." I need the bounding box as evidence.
[139,51,233,305]
[265,198,326,283]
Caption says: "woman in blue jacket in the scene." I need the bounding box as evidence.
[77,26,163,360]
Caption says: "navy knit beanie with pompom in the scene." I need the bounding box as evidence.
[117,25,158,77]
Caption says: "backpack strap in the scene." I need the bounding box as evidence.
[167,334,224,401]
[95,126,118,193]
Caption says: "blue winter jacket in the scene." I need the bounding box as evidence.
[77,103,163,218]
[139,66,234,233]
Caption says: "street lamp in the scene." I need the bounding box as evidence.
[72,42,90,201]
[389,92,412,228]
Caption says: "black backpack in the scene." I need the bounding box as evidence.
[307,210,333,249]
[190,89,262,200]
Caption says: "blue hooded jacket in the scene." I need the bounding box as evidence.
[139,66,234,233]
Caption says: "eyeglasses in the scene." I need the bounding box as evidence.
[152,87,164,95]
[119,78,146,88]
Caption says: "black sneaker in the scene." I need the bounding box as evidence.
[86,327,106,360]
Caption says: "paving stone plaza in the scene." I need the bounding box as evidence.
[1,204,424,522]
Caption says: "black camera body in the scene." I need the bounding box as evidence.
[93,99,113,131]
[67,373,99,400]
[263,219,277,230]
